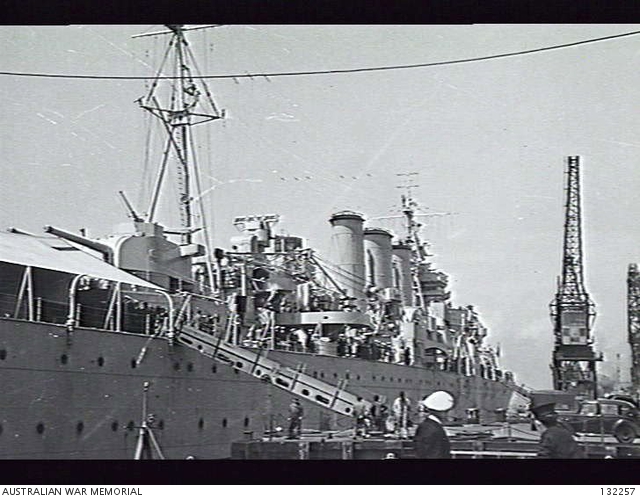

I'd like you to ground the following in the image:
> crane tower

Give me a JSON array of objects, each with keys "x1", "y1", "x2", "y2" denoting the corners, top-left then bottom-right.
[
  {"x1": 628, "y1": 264, "x2": 640, "y2": 398},
  {"x1": 549, "y1": 156, "x2": 602, "y2": 398}
]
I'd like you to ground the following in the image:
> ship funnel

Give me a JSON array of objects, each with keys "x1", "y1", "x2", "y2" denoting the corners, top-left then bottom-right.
[
  {"x1": 392, "y1": 243, "x2": 413, "y2": 305},
  {"x1": 329, "y1": 211, "x2": 366, "y2": 305},
  {"x1": 364, "y1": 228, "x2": 393, "y2": 290}
]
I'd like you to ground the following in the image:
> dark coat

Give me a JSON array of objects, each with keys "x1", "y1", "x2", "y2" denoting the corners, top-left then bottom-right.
[
  {"x1": 538, "y1": 423, "x2": 582, "y2": 459},
  {"x1": 414, "y1": 416, "x2": 451, "y2": 459}
]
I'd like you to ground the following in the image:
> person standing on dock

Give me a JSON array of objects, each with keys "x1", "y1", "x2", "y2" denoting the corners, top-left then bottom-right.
[
  {"x1": 414, "y1": 391, "x2": 454, "y2": 459},
  {"x1": 353, "y1": 396, "x2": 370, "y2": 437},
  {"x1": 287, "y1": 398, "x2": 304, "y2": 439},
  {"x1": 531, "y1": 402, "x2": 582, "y2": 458},
  {"x1": 393, "y1": 391, "x2": 412, "y2": 439}
]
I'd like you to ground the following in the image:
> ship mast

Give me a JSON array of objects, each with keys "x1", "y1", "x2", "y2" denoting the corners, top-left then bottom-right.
[{"x1": 138, "y1": 24, "x2": 225, "y2": 245}]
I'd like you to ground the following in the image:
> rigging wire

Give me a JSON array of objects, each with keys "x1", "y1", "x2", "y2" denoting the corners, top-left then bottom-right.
[{"x1": 2, "y1": 29, "x2": 640, "y2": 80}]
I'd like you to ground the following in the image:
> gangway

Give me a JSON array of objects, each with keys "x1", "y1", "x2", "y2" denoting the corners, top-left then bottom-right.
[{"x1": 177, "y1": 324, "x2": 370, "y2": 417}]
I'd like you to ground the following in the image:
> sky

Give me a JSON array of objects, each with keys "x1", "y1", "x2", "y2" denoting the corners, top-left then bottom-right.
[{"x1": 0, "y1": 25, "x2": 639, "y2": 390}]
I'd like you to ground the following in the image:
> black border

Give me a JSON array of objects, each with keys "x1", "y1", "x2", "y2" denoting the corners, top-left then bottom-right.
[
  {"x1": 1, "y1": 0, "x2": 640, "y2": 25},
  {"x1": 0, "y1": 459, "x2": 638, "y2": 485}
]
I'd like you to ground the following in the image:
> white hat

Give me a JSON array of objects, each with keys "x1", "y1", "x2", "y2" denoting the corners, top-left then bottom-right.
[{"x1": 421, "y1": 391, "x2": 455, "y2": 412}]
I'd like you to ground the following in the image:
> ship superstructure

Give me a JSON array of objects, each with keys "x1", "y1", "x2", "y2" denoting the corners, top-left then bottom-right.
[{"x1": 220, "y1": 189, "x2": 513, "y2": 398}]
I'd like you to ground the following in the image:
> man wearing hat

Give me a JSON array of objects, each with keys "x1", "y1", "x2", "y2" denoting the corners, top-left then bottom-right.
[
  {"x1": 530, "y1": 402, "x2": 582, "y2": 458},
  {"x1": 414, "y1": 391, "x2": 454, "y2": 458}
]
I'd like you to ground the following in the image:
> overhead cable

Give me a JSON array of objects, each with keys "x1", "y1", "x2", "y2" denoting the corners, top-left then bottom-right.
[{"x1": 1, "y1": 29, "x2": 639, "y2": 80}]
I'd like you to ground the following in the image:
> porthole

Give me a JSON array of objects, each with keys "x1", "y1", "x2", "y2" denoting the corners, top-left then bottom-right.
[
  {"x1": 235, "y1": 361, "x2": 243, "y2": 369},
  {"x1": 187, "y1": 362, "x2": 194, "y2": 372},
  {"x1": 197, "y1": 345, "x2": 203, "y2": 351},
  {"x1": 243, "y1": 417, "x2": 249, "y2": 427},
  {"x1": 0, "y1": 349, "x2": 6, "y2": 360},
  {"x1": 60, "y1": 354, "x2": 68, "y2": 365},
  {"x1": 198, "y1": 418, "x2": 204, "y2": 430},
  {"x1": 97, "y1": 356, "x2": 104, "y2": 367},
  {"x1": 333, "y1": 373, "x2": 338, "y2": 378},
  {"x1": 320, "y1": 372, "x2": 324, "y2": 379},
  {"x1": 302, "y1": 389, "x2": 310, "y2": 396},
  {"x1": 173, "y1": 362, "x2": 181, "y2": 371},
  {"x1": 356, "y1": 375, "x2": 360, "y2": 381},
  {"x1": 256, "y1": 369, "x2": 262, "y2": 376},
  {"x1": 222, "y1": 418, "x2": 227, "y2": 428},
  {"x1": 372, "y1": 375, "x2": 376, "y2": 381},
  {"x1": 111, "y1": 421, "x2": 119, "y2": 432},
  {"x1": 211, "y1": 364, "x2": 217, "y2": 373},
  {"x1": 233, "y1": 368, "x2": 239, "y2": 375},
  {"x1": 130, "y1": 359, "x2": 137, "y2": 369},
  {"x1": 36, "y1": 423, "x2": 45, "y2": 434},
  {"x1": 76, "y1": 421, "x2": 84, "y2": 434}
]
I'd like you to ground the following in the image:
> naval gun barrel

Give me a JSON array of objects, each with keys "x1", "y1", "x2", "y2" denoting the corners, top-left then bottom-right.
[{"x1": 44, "y1": 225, "x2": 113, "y2": 262}]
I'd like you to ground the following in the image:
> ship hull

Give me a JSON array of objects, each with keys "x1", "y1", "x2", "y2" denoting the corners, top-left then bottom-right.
[{"x1": 0, "y1": 318, "x2": 512, "y2": 459}]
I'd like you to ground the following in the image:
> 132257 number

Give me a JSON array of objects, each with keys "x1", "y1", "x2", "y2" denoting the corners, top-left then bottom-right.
[{"x1": 602, "y1": 488, "x2": 635, "y2": 496}]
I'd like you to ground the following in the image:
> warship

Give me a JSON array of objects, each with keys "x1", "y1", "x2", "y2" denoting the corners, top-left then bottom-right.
[{"x1": 0, "y1": 25, "x2": 515, "y2": 459}]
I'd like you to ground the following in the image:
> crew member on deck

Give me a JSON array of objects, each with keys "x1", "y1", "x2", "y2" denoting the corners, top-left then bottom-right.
[
  {"x1": 414, "y1": 391, "x2": 454, "y2": 459},
  {"x1": 531, "y1": 402, "x2": 582, "y2": 458}
]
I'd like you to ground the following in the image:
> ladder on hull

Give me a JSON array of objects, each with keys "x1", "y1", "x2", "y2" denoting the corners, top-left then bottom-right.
[{"x1": 178, "y1": 325, "x2": 369, "y2": 417}]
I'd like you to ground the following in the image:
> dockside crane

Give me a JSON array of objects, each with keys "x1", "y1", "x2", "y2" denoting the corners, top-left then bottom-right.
[
  {"x1": 628, "y1": 263, "x2": 640, "y2": 398},
  {"x1": 549, "y1": 156, "x2": 602, "y2": 399}
]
